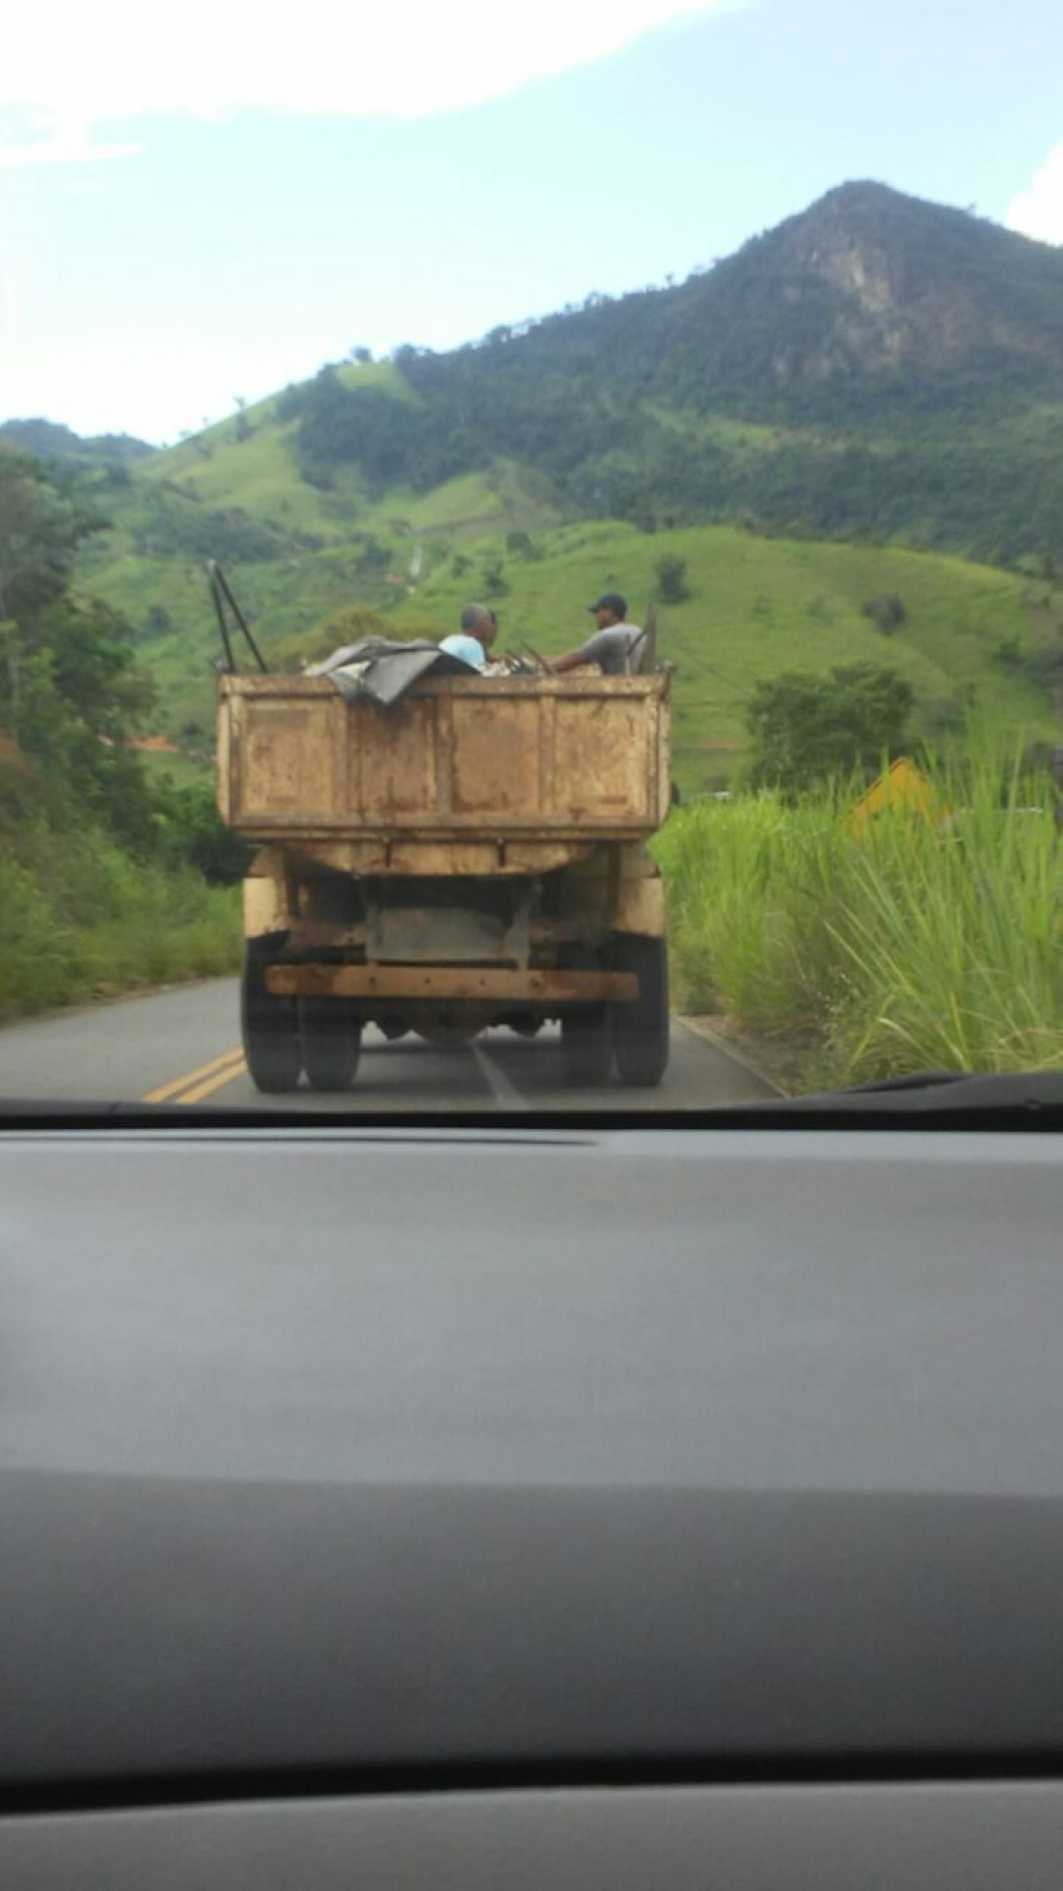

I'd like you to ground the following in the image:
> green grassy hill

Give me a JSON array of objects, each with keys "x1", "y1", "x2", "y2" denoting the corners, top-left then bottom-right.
[
  {"x1": 405, "y1": 521, "x2": 1062, "y2": 792},
  {"x1": 75, "y1": 361, "x2": 566, "y2": 744},
  {"x1": 81, "y1": 459, "x2": 1062, "y2": 790}
]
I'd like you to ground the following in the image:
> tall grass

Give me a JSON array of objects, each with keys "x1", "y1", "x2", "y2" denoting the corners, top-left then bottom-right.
[
  {"x1": 656, "y1": 747, "x2": 1063, "y2": 1087},
  {"x1": 0, "y1": 819, "x2": 241, "y2": 1024}
]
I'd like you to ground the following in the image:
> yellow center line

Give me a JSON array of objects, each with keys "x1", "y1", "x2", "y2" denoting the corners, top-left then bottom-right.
[
  {"x1": 179, "y1": 1055, "x2": 249, "y2": 1105},
  {"x1": 143, "y1": 1046, "x2": 246, "y2": 1104}
]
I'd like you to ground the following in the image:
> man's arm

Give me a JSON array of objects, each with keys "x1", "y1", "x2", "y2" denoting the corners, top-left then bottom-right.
[
  {"x1": 551, "y1": 647, "x2": 593, "y2": 673},
  {"x1": 552, "y1": 626, "x2": 646, "y2": 675},
  {"x1": 550, "y1": 629, "x2": 606, "y2": 673}
]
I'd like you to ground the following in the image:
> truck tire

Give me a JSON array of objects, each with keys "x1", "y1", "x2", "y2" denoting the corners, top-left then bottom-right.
[
  {"x1": 612, "y1": 934, "x2": 669, "y2": 1087},
  {"x1": 560, "y1": 1007, "x2": 613, "y2": 1087},
  {"x1": 241, "y1": 935, "x2": 302, "y2": 1093},
  {"x1": 300, "y1": 996, "x2": 362, "y2": 1092}
]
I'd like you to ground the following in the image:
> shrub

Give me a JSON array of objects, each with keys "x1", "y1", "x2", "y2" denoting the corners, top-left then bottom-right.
[
  {"x1": 861, "y1": 592, "x2": 907, "y2": 632},
  {"x1": 655, "y1": 555, "x2": 690, "y2": 602},
  {"x1": 746, "y1": 664, "x2": 915, "y2": 795}
]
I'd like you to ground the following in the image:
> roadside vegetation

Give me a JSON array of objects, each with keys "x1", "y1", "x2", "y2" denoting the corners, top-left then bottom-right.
[
  {"x1": 656, "y1": 744, "x2": 1062, "y2": 1089},
  {"x1": 0, "y1": 823, "x2": 239, "y2": 1023},
  {"x1": 0, "y1": 448, "x2": 243, "y2": 1025}
]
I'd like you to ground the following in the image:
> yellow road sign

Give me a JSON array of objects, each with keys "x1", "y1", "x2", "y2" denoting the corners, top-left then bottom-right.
[{"x1": 849, "y1": 757, "x2": 943, "y2": 838}]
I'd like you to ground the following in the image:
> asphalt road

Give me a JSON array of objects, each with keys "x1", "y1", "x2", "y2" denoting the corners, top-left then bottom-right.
[{"x1": 1, "y1": 977, "x2": 778, "y2": 1111}]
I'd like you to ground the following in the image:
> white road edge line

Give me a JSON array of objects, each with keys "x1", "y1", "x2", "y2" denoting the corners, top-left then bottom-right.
[{"x1": 471, "y1": 1042, "x2": 530, "y2": 1109}]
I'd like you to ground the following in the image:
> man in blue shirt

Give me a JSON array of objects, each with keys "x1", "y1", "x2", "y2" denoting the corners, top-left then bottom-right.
[{"x1": 439, "y1": 604, "x2": 497, "y2": 671}]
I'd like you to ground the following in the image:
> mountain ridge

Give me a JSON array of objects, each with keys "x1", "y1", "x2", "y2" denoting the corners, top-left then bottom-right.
[
  {"x1": 33, "y1": 177, "x2": 1063, "y2": 766},
  {"x1": 255, "y1": 179, "x2": 1063, "y2": 560},
  {"x1": 392, "y1": 177, "x2": 1063, "y2": 427}
]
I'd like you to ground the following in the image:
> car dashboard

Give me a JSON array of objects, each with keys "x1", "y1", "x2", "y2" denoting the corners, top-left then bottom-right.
[{"x1": 1, "y1": 1119, "x2": 1061, "y2": 1885}]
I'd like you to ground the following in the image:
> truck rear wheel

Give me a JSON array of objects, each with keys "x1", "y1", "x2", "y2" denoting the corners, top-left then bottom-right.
[
  {"x1": 241, "y1": 935, "x2": 302, "y2": 1093},
  {"x1": 300, "y1": 997, "x2": 362, "y2": 1092},
  {"x1": 560, "y1": 1007, "x2": 613, "y2": 1087},
  {"x1": 612, "y1": 935, "x2": 669, "y2": 1088}
]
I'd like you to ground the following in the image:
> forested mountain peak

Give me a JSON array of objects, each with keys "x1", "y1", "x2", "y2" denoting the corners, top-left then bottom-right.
[
  {"x1": 726, "y1": 179, "x2": 1063, "y2": 395},
  {"x1": 383, "y1": 177, "x2": 1063, "y2": 426},
  {"x1": 258, "y1": 180, "x2": 1063, "y2": 566}
]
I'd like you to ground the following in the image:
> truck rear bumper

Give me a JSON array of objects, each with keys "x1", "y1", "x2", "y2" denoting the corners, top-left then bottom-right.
[{"x1": 265, "y1": 966, "x2": 638, "y2": 1003}]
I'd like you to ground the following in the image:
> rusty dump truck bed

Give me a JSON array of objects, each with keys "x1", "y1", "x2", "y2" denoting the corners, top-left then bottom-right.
[{"x1": 217, "y1": 670, "x2": 671, "y2": 853}]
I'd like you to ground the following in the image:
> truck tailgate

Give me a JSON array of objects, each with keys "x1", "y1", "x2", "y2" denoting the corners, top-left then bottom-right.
[{"x1": 218, "y1": 672, "x2": 670, "y2": 842}]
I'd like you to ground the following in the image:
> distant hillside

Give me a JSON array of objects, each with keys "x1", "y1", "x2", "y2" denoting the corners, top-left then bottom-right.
[{"x1": 0, "y1": 418, "x2": 156, "y2": 468}]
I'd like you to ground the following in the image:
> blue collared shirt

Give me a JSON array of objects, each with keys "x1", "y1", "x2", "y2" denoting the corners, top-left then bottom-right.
[{"x1": 439, "y1": 634, "x2": 488, "y2": 671}]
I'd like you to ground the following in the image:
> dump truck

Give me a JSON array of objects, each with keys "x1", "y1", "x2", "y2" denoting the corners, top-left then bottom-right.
[{"x1": 216, "y1": 661, "x2": 672, "y2": 1093}]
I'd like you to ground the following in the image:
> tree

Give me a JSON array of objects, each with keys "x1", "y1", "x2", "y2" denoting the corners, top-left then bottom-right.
[
  {"x1": 655, "y1": 555, "x2": 690, "y2": 602},
  {"x1": 482, "y1": 560, "x2": 508, "y2": 598},
  {"x1": 233, "y1": 395, "x2": 251, "y2": 443},
  {"x1": 152, "y1": 775, "x2": 251, "y2": 884},
  {"x1": 0, "y1": 452, "x2": 167, "y2": 850},
  {"x1": 861, "y1": 593, "x2": 906, "y2": 633},
  {"x1": 747, "y1": 664, "x2": 915, "y2": 794},
  {"x1": 0, "y1": 452, "x2": 98, "y2": 623}
]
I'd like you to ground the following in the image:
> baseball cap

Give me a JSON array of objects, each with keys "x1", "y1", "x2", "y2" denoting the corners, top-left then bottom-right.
[{"x1": 588, "y1": 593, "x2": 627, "y2": 617}]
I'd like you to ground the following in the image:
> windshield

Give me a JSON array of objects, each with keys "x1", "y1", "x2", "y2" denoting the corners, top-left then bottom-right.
[{"x1": 1, "y1": 0, "x2": 1060, "y2": 1115}]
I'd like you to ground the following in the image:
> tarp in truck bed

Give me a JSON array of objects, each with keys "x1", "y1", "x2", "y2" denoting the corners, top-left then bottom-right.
[{"x1": 306, "y1": 638, "x2": 478, "y2": 707}]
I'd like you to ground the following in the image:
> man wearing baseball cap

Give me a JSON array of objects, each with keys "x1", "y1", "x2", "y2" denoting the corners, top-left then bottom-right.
[{"x1": 550, "y1": 593, "x2": 647, "y2": 676}]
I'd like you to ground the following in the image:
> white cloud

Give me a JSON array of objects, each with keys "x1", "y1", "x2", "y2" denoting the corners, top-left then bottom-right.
[
  {"x1": 3, "y1": 2, "x2": 722, "y2": 140},
  {"x1": 1006, "y1": 143, "x2": 1063, "y2": 245}
]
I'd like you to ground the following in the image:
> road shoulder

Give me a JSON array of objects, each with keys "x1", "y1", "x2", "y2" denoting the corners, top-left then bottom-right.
[{"x1": 677, "y1": 1015, "x2": 789, "y2": 1096}]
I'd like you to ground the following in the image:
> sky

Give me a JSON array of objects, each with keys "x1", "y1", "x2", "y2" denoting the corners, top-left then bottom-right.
[{"x1": 2, "y1": 0, "x2": 1062, "y2": 443}]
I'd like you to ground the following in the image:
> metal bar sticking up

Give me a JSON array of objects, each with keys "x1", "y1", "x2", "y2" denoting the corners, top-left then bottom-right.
[
  {"x1": 206, "y1": 560, "x2": 269, "y2": 673},
  {"x1": 208, "y1": 562, "x2": 236, "y2": 672},
  {"x1": 640, "y1": 602, "x2": 658, "y2": 674}
]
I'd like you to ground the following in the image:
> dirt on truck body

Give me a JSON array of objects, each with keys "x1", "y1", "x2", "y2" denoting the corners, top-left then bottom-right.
[{"x1": 217, "y1": 667, "x2": 672, "y2": 1092}]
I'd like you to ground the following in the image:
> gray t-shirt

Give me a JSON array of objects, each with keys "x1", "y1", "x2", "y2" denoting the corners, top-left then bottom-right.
[{"x1": 571, "y1": 623, "x2": 645, "y2": 675}]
